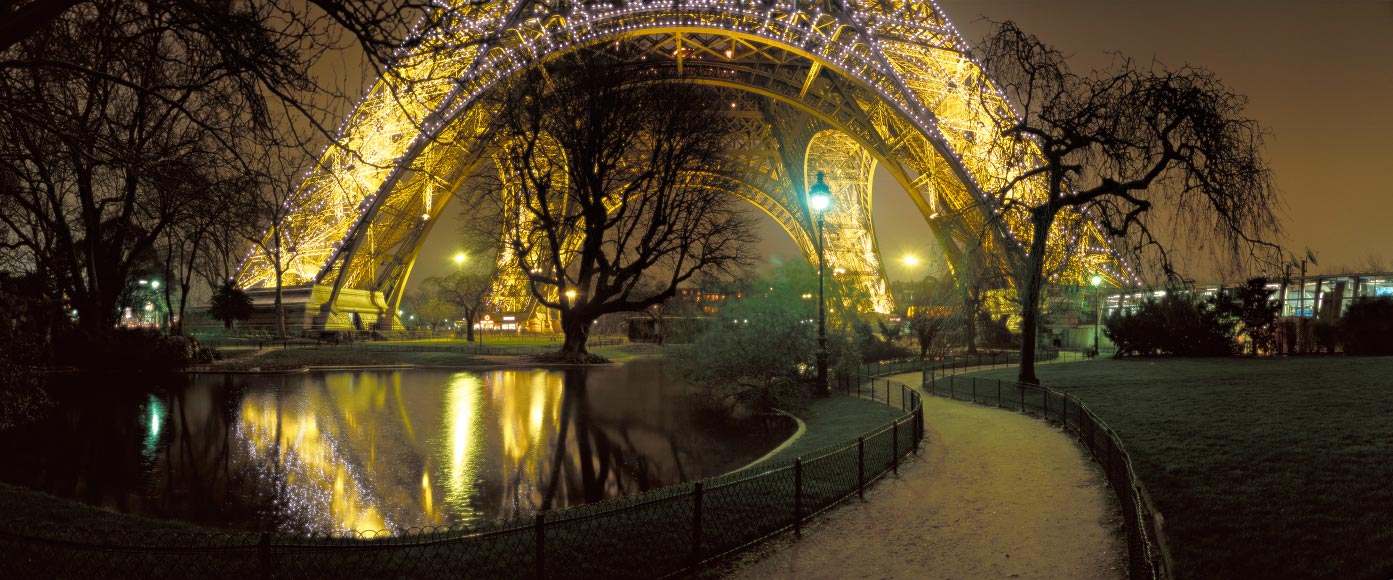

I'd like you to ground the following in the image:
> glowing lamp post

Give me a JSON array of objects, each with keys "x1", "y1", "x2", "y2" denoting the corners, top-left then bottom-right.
[
  {"x1": 1090, "y1": 274, "x2": 1104, "y2": 356},
  {"x1": 809, "y1": 172, "x2": 833, "y2": 396},
  {"x1": 453, "y1": 252, "x2": 467, "y2": 270}
]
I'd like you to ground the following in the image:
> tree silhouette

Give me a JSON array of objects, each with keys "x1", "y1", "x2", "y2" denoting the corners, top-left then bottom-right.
[
  {"x1": 476, "y1": 54, "x2": 757, "y2": 362},
  {"x1": 972, "y1": 22, "x2": 1280, "y2": 383}
]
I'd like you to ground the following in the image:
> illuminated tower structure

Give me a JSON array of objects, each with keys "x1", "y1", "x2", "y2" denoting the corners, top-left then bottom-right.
[{"x1": 235, "y1": 0, "x2": 1135, "y2": 331}]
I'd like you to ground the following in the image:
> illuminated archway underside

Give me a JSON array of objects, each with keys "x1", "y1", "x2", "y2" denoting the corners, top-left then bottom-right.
[{"x1": 236, "y1": 0, "x2": 1131, "y2": 330}]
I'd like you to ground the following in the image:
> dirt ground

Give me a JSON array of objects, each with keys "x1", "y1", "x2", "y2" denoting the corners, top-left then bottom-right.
[{"x1": 708, "y1": 373, "x2": 1126, "y2": 580}]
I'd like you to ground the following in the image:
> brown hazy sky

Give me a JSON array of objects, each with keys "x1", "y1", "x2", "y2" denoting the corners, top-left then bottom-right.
[{"x1": 417, "y1": 0, "x2": 1393, "y2": 287}]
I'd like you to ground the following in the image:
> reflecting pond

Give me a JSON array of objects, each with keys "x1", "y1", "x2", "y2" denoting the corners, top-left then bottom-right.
[{"x1": 0, "y1": 359, "x2": 793, "y2": 533}]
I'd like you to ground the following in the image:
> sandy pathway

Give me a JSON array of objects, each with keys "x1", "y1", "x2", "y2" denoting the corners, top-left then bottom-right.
[{"x1": 710, "y1": 372, "x2": 1126, "y2": 580}]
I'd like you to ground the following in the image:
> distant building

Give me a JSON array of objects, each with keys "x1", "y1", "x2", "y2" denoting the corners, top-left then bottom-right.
[
  {"x1": 1104, "y1": 272, "x2": 1393, "y2": 321},
  {"x1": 671, "y1": 285, "x2": 743, "y2": 315}
]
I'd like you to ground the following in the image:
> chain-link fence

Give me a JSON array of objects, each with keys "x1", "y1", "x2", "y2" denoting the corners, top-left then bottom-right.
[
  {"x1": 922, "y1": 372, "x2": 1173, "y2": 580},
  {"x1": 0, "y1": 373, "x2": 921, "y2": 580}
]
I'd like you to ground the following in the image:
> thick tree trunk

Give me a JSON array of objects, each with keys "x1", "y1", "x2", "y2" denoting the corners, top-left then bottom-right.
[
  {"x1": 1017, "y1": 211, "x2": 1055, "y2": 386},
  {"x1": 560, "y1": 314, "x2": 591, "y2": 356},
  {"x1": 464, "y1": 313, "x2": 475, "y2": 342}
]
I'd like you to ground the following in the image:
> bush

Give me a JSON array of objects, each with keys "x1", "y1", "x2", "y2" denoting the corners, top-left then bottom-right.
[
  {"x1": 53, "y1": 329, "x2": 211, "y2": 371},
  {"x1": 855, "y1": 320, "x2": 912, "y2": 363},
  {"x1": 1105, "y1": 293, "x2": 1237, "y2": 357},
  {"x1": 1339, "y1": 297, "x2": 1393, "y2": 355},
  {"x1": 0, "y1": 328, "x2": 50, "y2": 430}
]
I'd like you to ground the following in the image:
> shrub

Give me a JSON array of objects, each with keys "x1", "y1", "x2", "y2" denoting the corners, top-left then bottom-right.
[
  {"x1": 1339, "y1": 297, "x2": 1393, "y2": 355},
  {"x1": 207, "y1": 281, "x2": 254, "y2": 329},
  {"x1": 0, "y1": 328, "x2": 50, "y2": 430},
  {"x1": 53, "y1": 329, "x2": 210, "y2": 372},
  {"x1": 1224, "y1": 277, "x2": 1281, "y2": 355},
  {"x1": 855, "y1": 320, "x2": 912, "y2": 363},
  {"x1": 1105, "y1": 293, "x2": 1237, "y2": 357}
]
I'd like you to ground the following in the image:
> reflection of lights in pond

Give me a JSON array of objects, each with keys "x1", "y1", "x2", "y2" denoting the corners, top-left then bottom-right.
[
  {"x1": 143, "y1": 394, "x2": 164, "y2": 461},
  {"x1": 442, "y1": 373, "x2": 484, "y2": 519},
  {"x1": 236, "y1": 389, "x2": 388, "y2": 533}
]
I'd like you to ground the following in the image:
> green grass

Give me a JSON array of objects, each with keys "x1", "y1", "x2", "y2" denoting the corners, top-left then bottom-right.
[
  {"x1": 764, "y1": 395, "x2": 905, "y2": 464},
  {"x1": 973, "y1": 357, "x2": 1393, "y2": 580}
]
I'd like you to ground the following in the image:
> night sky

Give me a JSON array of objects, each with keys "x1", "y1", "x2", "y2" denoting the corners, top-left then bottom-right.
[{"x1": 416, "y1": 0, "x2": 1393, "y2": 288}]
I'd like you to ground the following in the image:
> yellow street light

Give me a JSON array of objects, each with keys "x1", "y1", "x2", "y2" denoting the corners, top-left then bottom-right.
[
  {"x1": 453, "y1": 252, "x2": 467, "y2": 265},
  {"x1": 564, "y1": 289, "x2": 577, "y2": 302},
  {"x1": 902, "y1": 255, "x2": 919, "y2": 267}
]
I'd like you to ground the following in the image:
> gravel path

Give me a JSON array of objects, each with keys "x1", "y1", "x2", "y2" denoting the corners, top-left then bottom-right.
[{"x1": 709, "y1": 372, "x2": 1126, "y2": 580}]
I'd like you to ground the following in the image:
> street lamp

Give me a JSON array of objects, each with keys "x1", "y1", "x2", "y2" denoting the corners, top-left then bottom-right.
[
  {"x1": 809, "y1": 172, "x2": 833, "y2": 395},
  {"x1": 1090, "y1": 274, "x2": 1104, "y2": 357},
  {"x1": 453, "y1": 252, "x2": 467, "y2": 269}
]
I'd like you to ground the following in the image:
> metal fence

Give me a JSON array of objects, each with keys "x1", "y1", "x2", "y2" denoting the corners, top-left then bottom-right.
[
  {"x1": 922, "y1": 372, "x2": 1173, "y2": 580},
  {"x1": 0, "y1": 374, "x2": 921, "y2": 580}
]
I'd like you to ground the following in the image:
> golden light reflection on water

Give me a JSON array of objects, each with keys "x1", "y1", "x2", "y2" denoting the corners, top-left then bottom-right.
[
  {"x1": 220, "y1": 365, "x2": 766, "y2": 533},
  {"x1": 488, "y1": 370, "x2": 565, "y2": 517},
  {"x1": 441, "y1": 372, "x2": 484, "y2": 522}
]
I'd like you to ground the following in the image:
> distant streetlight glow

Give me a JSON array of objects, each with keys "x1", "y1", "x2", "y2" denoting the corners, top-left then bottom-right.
[
  {"x1": 453, "y1": 252, "x2": 467, "y2": 265},
  {"x1": 564, "y1": 289, "x2": 577, "y2": 302},
  {"x1": 902, "y1": 255, "x2": 919, "y2": 267}
]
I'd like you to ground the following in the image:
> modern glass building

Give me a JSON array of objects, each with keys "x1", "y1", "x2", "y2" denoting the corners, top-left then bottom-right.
[{"x1": 1104, "y1": 272, "x2": 1393, "y2": 321}]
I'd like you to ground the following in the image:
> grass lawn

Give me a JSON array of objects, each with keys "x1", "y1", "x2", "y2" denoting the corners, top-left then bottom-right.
[
  {"x1": 763, "y1": 395, "x2": 906, "y2": 464},
  {"x1": 975, "y1": 357, "x2": 1393, "y2": 580}
]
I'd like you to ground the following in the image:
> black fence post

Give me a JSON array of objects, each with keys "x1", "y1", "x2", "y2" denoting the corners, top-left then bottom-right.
[
  {"x1": 690, "y1": 482, "x2": 703, "y2": 570},
  {"x1": 857, "y1": 437, "x2": 865, "y2": 499},
  {"x1": 258, "y1": 532, "x2": 271, "y2": 580},
  {"x1": 794, "y1": 458, "x2": 803, "y2": 535},
  {"x1": 1020, "y1": 387, "x2": 1025, "y2": 413},
  {"x1": 535, "y1": 511, "x2": 546, "y2": 580},
  {"x1": 972, "y1": 379, "x2": 977, "y2": 404},
  {"x1": 949, "y1": 378, "x2": 954, "y2": 400},
  {"x1": 892, "y1": 419, "x2": 899, "y2": 475},
  {"x1": 997, "y1": 380, "x2": 1003, "y2": 409}
]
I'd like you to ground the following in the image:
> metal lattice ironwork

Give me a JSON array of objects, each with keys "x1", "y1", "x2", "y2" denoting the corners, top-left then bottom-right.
[{"x1": 234, "y1": 0, "x2": 1133, "y2": 329}]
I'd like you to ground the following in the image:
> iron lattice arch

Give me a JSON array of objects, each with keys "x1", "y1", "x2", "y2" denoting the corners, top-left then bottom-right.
[{"x1": 235, "y1": 0, "x2": 1132, "y2": 330}]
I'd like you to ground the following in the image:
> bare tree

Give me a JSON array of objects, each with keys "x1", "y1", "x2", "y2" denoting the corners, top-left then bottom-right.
[
  {"x1": 476, "y1": 54, "x2": 758, "y2": 362},
  {"x1": 972, "y1": 21, "x2": 1281, "y2": 384},
  {"x1": 425, "y1": 269, "x2": 492, "y2": 342},
  {"x1": 0, "y1": 3, "x2": 245, "y2": 334},
  {"x1": 0, "y1": 0, "x2": 474, "y2": 346},
  {"x1": 908, "y1": 277, "x2": 957, "y2": 360}
]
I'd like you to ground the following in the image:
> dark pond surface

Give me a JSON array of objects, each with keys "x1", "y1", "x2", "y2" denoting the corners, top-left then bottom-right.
[{"x1": 0, "y1": 359, "x2": 793, "y2": 534}]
